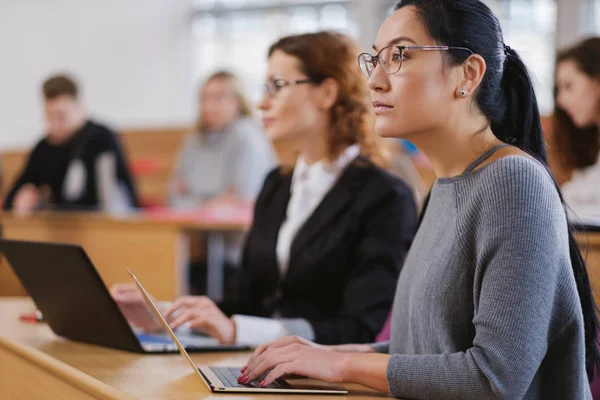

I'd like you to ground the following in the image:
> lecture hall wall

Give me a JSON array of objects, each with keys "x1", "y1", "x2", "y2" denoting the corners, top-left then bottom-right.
[{"x1": 0, "y1": 0, "x2": 195, "y2": 150}]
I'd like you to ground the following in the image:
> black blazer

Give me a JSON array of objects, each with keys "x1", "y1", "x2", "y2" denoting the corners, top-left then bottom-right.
[{"x1": 220, "y1": 158, "x2": 417, "y2": 345}]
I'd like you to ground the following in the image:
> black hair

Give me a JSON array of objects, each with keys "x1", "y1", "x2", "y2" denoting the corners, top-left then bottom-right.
[{"x1": 396, "y1": 0, "x2": 600, "y2": 381}]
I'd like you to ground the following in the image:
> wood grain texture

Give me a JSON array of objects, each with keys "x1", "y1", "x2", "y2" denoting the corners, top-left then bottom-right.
[
  {"x1": 576, "y1": 233, "x2": 600, "y2": 313},
  {"x1": 0, "y1": 212, "x2": 249, "y2": 299},
  {"x1": 0, "y1": 298, "x2": 391, "y2": 400}
]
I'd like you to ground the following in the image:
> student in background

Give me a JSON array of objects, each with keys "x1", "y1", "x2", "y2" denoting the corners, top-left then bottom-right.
[
  {"x1": 113, "y1": 31, "x2": 417, "y2": 347},
  {"x1": 553, "y1": 37, "x2": 600, "y2": 215},
  {"x1": 3, "y1": 74, "x2": 138, "y2": 213},
  {"x1": 238, "y1": 1, "x2": 598, "y2": 398},
  {"x1": 167, "y1": 71, "x2": 277, "y2": 292},
  {"x1": 168, "y1": 71, "x2": 276, "y2": 210}
]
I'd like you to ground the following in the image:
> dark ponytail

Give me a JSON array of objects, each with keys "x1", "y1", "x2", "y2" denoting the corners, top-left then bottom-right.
[
  {"x1": 398, "y1": 0, "x2": 600, "y2": 380},
  {"x1": 492, "y1": 47, "x2": 546, "y2": 161},
  {"x1": 499, "y1": 44, "x2": 600, "y2": 381}
]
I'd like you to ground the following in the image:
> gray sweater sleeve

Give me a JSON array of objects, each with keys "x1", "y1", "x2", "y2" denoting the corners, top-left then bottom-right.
[{"x1": 386, "y1": 158, "x2": 578, "y2": 399}]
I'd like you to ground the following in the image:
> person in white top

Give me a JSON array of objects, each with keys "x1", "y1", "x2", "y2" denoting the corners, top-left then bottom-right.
[
  {"x1": 553, "y1": 37, "x2": 600, "y2": 218},
  {"x1": 112, "y1": 31, "x2": 417, "y2": 347}
]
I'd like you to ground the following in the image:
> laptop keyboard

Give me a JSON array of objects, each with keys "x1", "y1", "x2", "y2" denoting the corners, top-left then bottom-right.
[{"x1": 209, "y1": 367, "x2": 289, "y2": 389}]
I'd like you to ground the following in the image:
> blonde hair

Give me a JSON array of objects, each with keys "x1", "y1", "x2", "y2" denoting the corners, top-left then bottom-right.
[{"x1": 195, "y1": 71, "x2": 252, "y2": 135}]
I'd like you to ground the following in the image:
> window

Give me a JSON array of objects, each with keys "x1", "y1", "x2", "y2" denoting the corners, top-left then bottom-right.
[
  {"x1": 585, "y1": 0, "x2": 600, "y2": 35},
  {"x1": 191, "y1": 0, "x2": 355, "y2": 104},
  {"x1": 383, "y1": 0, "x2": 557, "y2": 115},
  {"x1": 486, "y1": 0, "x2": 557, "y2": 115}
]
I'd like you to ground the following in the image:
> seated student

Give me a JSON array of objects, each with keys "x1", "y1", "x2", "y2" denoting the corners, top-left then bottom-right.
[
  {"x1": 113, "y1": 31, "x2": 417, "y2": 347},
  {"x1": 3, "y1": 74, "x2": 138, "y2": 213},
  {"x1": 168, "y1": 71, "x2": 277, "y2": 290},
  {"x1": 168, "y1": 71, "x2": 276, "y2": 210},
  {"x1": 237, "y1": 2, "x2": 599, "y2": 398},
  {"x1": 553, "y1": 37, "x2": 600, "y2": 216}
]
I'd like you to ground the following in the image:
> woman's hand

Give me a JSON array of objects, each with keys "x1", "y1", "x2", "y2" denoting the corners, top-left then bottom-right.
[
  {"x1": 164, "y1": 296, "x2": 235, "y2": 345},
  {"x1": 110, "y1": 283, "x2": 163, "y2": 332},
  {"x1": 238, "y1": 336, "x2": 351, "y2": 387},
  {"x1": 13, "y1": 184, "x2": 41, "y2": 215}
]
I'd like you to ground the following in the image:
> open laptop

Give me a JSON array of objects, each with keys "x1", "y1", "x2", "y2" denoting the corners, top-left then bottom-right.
[
  {"x1": 1, "y1": 239, "x2": 248, "y2": 353},
  {"x1": 128, "y1": 269, "x2": 348, "y2": 394}
]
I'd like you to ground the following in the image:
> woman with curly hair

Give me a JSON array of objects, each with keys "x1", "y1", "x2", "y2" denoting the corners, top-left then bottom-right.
[{"x1": 113, "y1": 31, "x2": 417, "y2": 347}]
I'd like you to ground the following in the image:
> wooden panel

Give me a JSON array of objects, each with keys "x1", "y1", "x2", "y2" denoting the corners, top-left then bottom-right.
[
  {"x1": 1, "y1": 214, "x2": 189, "y2": 300},
  {"x1": 576, "y1": 233, "x2": 600, "y2": 312},
  {"x1": 0, "y1": 255, "x2": 28, "y2": 297},
  {"x1": 1, "y1": 150, "x2": 29, "y2": 200},
  {"x1": 118, "y1": 127, "x2": 187, "y2": 206}
]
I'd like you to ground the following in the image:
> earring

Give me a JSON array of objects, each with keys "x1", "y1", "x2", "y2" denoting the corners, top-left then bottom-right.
[{"x1": 459, "y1": 90, "x2": 467, "y2": 97}]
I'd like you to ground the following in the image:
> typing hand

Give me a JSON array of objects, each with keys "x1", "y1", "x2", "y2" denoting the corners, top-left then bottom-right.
[
  {"x1": 13, "y1": 184, "x2": 41, "y2": 215},
  {"x1": 250, "y1": 335, "x2": 329, "y2": 360},
  {"x1": 110, "y1": 283, "x2": 163, "y2": 332},
  {"x1": 164, "y1": 296, "x2": 235, "y2": 345},
  {"x1": 239, "y1": 336, "x2": 350, "y2": 387}
]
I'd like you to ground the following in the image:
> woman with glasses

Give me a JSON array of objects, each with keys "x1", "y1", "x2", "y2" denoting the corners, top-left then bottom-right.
[
  {"x1": 113, "y1": 31, "x2": 417, "y2": 347},
  {"x1": 239, "y1": 1, "x2": 599, "y2": 398}
]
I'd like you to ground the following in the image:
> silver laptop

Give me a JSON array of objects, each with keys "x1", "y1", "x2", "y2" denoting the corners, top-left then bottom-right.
[{"x1": 127, "y1": 269, "x2": 348, "y2": 394}]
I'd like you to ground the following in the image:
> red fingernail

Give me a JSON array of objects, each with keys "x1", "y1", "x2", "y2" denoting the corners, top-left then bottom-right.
[
  {"x1": 260, "y1": 380, "x2": 266, "y2": 387},
  {"x1": 242, "y1": 377, "x2": 249, "y2": 384},
  {"x1": 237, "y1": 375, "x2": 243, "y2": 382},
  {"x1": 241, "y1": 367, "x2": 247, "y2": 373}
]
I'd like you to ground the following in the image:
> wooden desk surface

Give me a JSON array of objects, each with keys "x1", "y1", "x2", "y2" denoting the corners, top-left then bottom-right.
[
  {"x1": 0, "y1": 298, "x2": 389, "y2": 400},
  {"x1": 1, "y1": 210, "x2": 251, "y2": 232},
  {"x1": 575, "y1": 231, "x2": 600, "y2": 312}
]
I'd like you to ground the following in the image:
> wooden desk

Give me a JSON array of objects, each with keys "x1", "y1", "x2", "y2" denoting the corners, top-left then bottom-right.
[
  {"x1": 0, "y1": 210, "x2": 250, "y2": 301},
  {"x1": 0, "y1": 298, "x2": 388, "y2": 400},
  {"x1": 576, "y1": 231, "x2": 600, "y2": 311}
]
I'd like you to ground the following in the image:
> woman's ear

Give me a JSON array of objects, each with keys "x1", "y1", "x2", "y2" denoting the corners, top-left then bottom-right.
[
  {"x1": 317, "y1": 78, "x2": 341, "y2": 110},
  {"x1": 455, "y1": 54, "x2": 487, "y2": 98}
]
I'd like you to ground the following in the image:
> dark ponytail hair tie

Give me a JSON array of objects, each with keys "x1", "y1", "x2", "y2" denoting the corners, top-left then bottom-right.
[{"x1": 503, "y1": 44, "x2": 512, "y2": 55}]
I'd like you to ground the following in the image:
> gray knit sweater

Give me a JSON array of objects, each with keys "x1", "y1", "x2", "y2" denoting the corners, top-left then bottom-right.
[{"x1": 374, "y1": 156, "x2": 591, "y2": 399}]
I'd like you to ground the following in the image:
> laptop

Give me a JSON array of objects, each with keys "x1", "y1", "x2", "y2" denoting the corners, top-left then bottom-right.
[
  {"x1": 0, "y1": 239, "x2": 248, "y2": 353},
  {"x1": 128, "y1": 269, "x2": 348, "y2": 394}
]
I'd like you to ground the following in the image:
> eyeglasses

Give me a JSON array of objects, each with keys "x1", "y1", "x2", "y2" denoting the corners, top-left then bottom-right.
[
  {"x1": 358, "y1": 45, "x2": 474, "y2": 78},
  {"x1": 263, "y1": 78, "x2": 315, "y2": 96}
]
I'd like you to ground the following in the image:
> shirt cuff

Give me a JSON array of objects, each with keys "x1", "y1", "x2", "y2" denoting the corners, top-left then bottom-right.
[
  {"x1": 280, "y1": 318, "x2": 315, "y2": 341},
  {"x1": 232, "y1": 315, "x2": 288, "y2": 346}
]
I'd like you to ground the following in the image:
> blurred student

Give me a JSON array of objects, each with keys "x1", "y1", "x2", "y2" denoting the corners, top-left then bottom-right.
[
  {"x1": 554, "y1": 37, "x2": 600, "y2": 215},
  {"x1": 3, "y1": 74, "x2": 138, "y2": 213},
  {"x1": 113, "y1": 32, "x2": 417, "y2": 347},
  {"x1": 168, "y1": 71, "x2": 276, "y2": 210},
  {"x1": 167, "y1": 71, "x2": 277, "y2": 291}
]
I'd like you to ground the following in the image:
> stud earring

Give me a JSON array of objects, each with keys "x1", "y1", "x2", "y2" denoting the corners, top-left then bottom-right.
[{"x1": 459, "y1": 90, "x2": 467, "y2": 97}]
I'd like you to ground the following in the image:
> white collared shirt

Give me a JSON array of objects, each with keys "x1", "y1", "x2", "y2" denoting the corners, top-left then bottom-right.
[
  {"x1": 233, "y1": 144, "x2": 361, "y2": 346},
  {"x1": 276, "y1": 144, "x2": 361, "y2": 276},
  {"x1": 563, "y1": 155, "x2": 600, "y2": 221}
]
